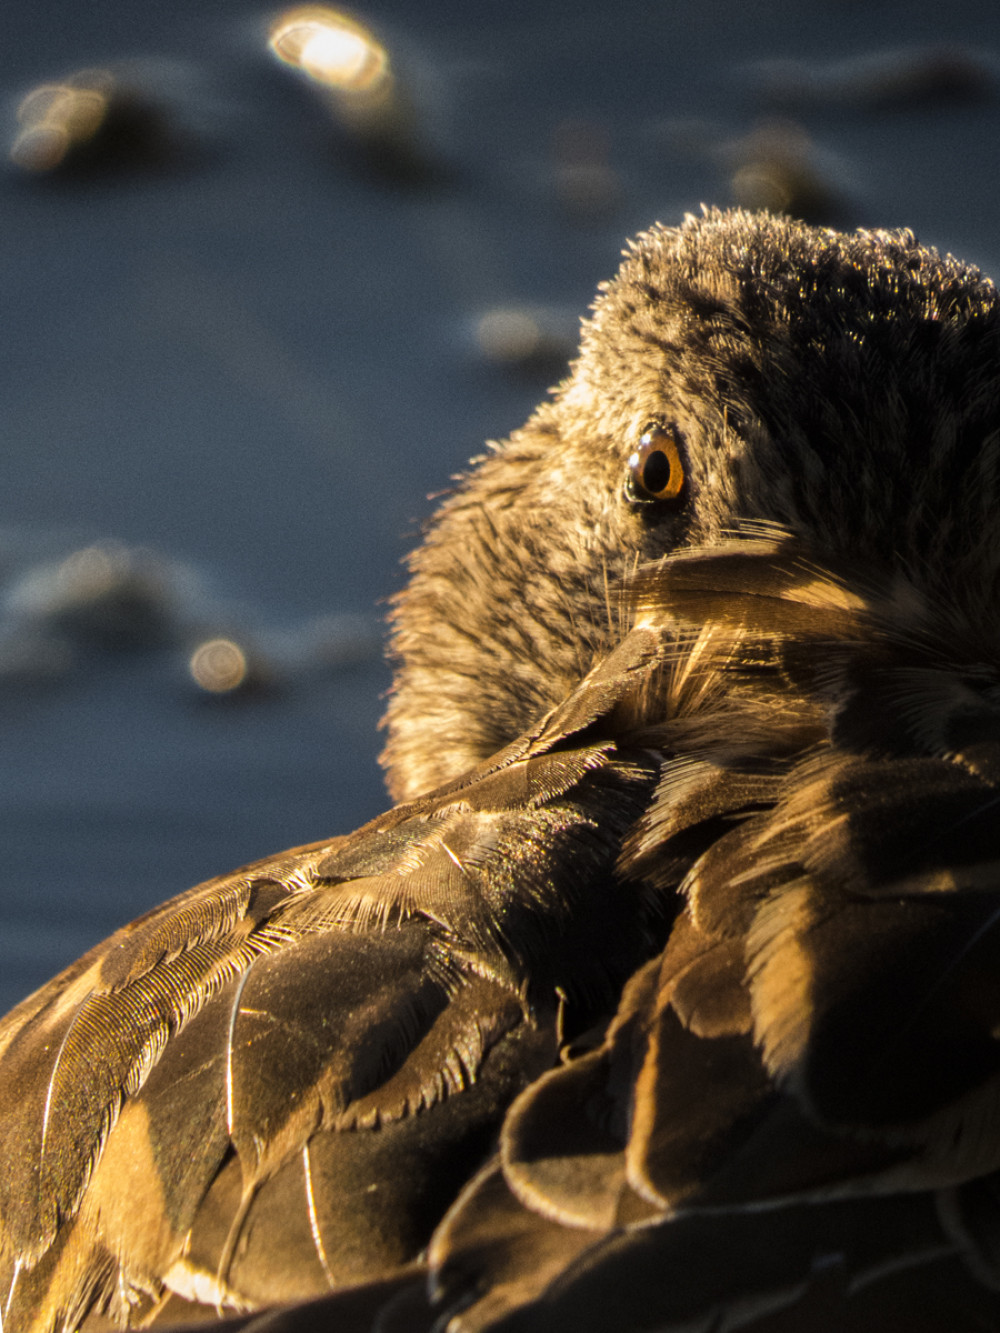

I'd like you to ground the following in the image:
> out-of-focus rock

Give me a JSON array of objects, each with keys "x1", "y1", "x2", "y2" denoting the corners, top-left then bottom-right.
[
  {"x1": 268, "y1": 5, "x2": 439, "y2": 182},
  {"x1": 9, "y1": 66, "x2": 182, "y2": 175},
  {"x1": 752, "y1": 45, "x2": 999, "y2": 113},
  {"x1": 5, "y1": 543, "x2": 188, "y2": 650},
  {"x1": 187, "y1": 613, "x2": 380, "y2": 699},
  {"x1": 473, "y1": 304, "x2": 578, "y2": 378},
  {"x1": 548, "y1": 118, "x2": 623, "y2": 222},
  {"x1": 725, "y1": 119, "x2": 847, "y2": 225}
]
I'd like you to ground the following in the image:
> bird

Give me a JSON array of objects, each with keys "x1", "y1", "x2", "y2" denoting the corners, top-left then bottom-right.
[{"x1": 4, "y1": 207, "x2": 1000, "y2": 1332}]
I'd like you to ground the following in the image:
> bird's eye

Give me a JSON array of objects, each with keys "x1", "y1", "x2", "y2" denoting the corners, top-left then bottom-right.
[{"x1": 625, "y1": 425, "x2": 686, "y2": 505}]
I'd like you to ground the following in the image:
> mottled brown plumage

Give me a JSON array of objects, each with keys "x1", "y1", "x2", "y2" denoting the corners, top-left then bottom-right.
[{"x1": 5, "y1": 209, "x2": 1000, "y2": 1331}]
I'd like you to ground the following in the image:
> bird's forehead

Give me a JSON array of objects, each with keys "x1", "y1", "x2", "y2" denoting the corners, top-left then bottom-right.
[{"x1": 563, "y1": 214, "x2": 1000, "y2": 578}]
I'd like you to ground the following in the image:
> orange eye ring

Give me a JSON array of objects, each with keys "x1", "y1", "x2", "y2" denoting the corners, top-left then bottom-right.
[{"x1": 625, "y1": 425, "x2": 686, "y2": 504}]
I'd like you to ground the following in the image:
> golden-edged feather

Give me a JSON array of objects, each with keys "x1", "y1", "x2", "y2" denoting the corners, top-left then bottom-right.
[
  {"x1": 8, "y1": 210, "x2": 1000, "y2": 1332},
  {"x1": 0, "y1": 619, "x2": 667, "y2": 1331}
]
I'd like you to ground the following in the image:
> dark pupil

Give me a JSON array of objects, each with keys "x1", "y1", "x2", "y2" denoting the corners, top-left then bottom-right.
[{"x1": 642, "y1": 448, "x2": 672, "y2": 495}]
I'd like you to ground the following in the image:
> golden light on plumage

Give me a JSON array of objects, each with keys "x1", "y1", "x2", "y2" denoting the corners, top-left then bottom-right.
[{"x1": 5, "y1": 211, "x2": 1000, "y2": 1330}]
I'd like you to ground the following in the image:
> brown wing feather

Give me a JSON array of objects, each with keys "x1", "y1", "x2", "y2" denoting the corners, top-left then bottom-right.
[
  {"x1": 12, "y1": 537, "x2": 1000, "y2": 1331},
  {"x1": 417, "y1": 541, "x2": 1000, "y2": 1329},
  {"x1": 0, "y1": 624, "x2": 666, "y2": 1332}
]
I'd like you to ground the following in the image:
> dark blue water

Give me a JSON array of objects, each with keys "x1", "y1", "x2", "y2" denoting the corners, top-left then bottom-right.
[{"x1": 2, "y1": 0, "x2": 999, "y2": 1012}]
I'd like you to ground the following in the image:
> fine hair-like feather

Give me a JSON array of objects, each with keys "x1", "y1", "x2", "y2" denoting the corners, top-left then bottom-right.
[{"x1": 6, "y1": 210, "x2": 1000, "y2": 1331}]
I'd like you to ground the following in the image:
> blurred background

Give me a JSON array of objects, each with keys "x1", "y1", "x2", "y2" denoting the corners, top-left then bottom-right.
[{"x1": 1, "y1": 0, "x2": 998, "y2": 1011}]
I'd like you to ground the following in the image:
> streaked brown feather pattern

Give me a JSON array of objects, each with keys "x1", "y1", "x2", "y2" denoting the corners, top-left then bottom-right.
[
  {"x1": 0, "y1": 624, "x2": 665, "y2": 1331},
  {"x1": 7, "y1": 210, "x2": 1000, "y2": 1330}
]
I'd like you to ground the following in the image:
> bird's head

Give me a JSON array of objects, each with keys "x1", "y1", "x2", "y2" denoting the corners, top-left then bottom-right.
[{"x1": 382, "y1": 209, "x2": 1000, "y2": 803}]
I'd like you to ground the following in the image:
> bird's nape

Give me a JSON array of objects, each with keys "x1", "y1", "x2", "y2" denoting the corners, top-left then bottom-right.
[{"x1": 4, "y1": 210, "x2": 1000, "y2": 1332}]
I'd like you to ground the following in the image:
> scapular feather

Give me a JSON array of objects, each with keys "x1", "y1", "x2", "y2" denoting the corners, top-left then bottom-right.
[{"x1": 10, "y1": 211, "x2": 1000, "y2": 1331}]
